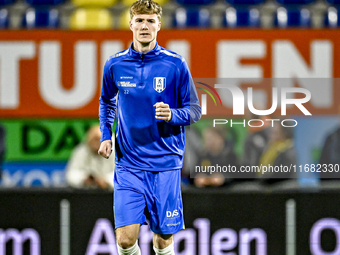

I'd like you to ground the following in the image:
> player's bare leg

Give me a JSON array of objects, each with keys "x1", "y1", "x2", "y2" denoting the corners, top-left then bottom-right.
[
  {"x1": 153, "y1": 234, "x2": 175, "y2": 255},
  {"x1": 116, "y1": 224, "x2": 141, "y2": 255}
]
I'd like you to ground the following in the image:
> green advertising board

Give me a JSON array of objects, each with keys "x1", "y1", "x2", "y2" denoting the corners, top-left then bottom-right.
[{"x1": 2, "y1": 119, "x2": 100, "y2": 161}]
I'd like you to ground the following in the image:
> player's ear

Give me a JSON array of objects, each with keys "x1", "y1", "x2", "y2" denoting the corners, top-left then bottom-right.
[
  {"x1": 129, "y1": 19, "x2": 133, "y2": 31},
  {"x1": 157, "y1": 21, "x2": 161, "y2": 31}
]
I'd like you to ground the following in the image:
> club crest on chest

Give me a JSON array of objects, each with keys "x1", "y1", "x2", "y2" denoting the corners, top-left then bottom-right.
[{"x1": 153, "y1": 77, "x2": 166, "y2": 93}]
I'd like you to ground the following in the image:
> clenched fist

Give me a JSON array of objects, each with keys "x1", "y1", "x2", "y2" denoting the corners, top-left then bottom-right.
[
  {"x1": 98, "y1": 140, "x2": 112, "y2": 159},
  {"x1": 154, "y1": 102, "x2": 172, "y2": 121}
]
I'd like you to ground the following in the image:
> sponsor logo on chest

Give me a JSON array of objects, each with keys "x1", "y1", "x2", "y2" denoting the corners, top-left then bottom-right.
[{"x1": 118, "y1": 81, "x2": 136, "y2": 87}]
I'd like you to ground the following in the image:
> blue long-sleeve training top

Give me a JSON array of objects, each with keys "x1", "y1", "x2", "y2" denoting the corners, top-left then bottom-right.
[{"x1": 99, "y1": 42, "x2": 201, "y2": 171}]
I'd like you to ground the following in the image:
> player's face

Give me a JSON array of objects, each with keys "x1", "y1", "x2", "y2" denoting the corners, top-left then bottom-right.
[{"x1": 130, "y1": 14, "x2": 161, "y2": 45}]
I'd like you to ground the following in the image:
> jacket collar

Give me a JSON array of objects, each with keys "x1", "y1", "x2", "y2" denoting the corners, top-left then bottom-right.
[{"x1": 128, "y1": 42, "x2": 161, "y2": 59}]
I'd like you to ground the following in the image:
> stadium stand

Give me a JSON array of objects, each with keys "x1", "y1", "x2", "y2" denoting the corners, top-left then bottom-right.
[
  {"x1": 118, "y1": 7, "x2": 130, "y2": 29},
  {"x1": 326, "y1": 0, "x2": 340, "y2": 4},
  {"x1": 0, "y1": 8, "x2": 8, "y2": 28},
  {"x1": 0, "y1": 0, "x2": 336, "y2": 29},
  {"x1": 69, "y1": 0, "x2": 115, "y2": 30},
  {"x1": 223, "y1": 7, "x2": 260, "y2": 27},
  {"x1": 0, "y1": 0, "x2": 14, "y2": 6},
  {"x1": 226, "y1": 0, "x2": 265, "y2": 5},
  {"x1": 274, "y1": 6, "x2": 311, "y2": 27},
  {"x1": 22, "y1": 7, "x2": 59, "y2": 28},
  {"x1": 69, "y1": 8, "x2": 113, "y2": 29},
  {"x1": 325, "y1": 6, "x2": 340, "y2": 27},
  {"x1": 25, "y1": 0, "x2": 65, "y2": 6},
  {"x1": 71, "y1": 0, "x2": 117, "y2": 7},
  {"x1": 176, "y1": 0, "x2": 215, "y2": 5},
  {"x1": 276, "y1": 0, "x2": 315, "y2": 5},
  {"x1": 173, "y1": 7, "x2": 210, "y2": 28}
]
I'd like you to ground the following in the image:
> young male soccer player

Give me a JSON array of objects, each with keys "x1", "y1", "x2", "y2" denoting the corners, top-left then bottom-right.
[{"x1": 98, "y1": 0, "x2": 201, "y2": 254}]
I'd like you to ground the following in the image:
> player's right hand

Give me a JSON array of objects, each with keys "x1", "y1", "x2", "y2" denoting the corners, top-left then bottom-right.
[{"x1": 98, "y1": 140, "x2": 112, "y2": 159}]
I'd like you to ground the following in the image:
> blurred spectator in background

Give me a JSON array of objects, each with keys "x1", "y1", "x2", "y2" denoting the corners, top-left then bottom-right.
[
  {"x1": 0, "y1": 124, "x2": 5, "y2": 181},
  {"x1": 258, "y1": 120, "x2": 296, "y2": 185},
  {"x1": 66, "y1": 125, "x2": 114, "y2": 190},
  {"x1": 182, "y1": 126, "x2": 204, "y2": 185},
  {"x1": 242, "y1": 112, "x2": 270, "y2": 168},
  {"x1": 241, "y1": 110, "x2": 271, "y2": 181},
  {"x1": 319, "y1": 124, "x2": 340, "y2": 180},
  {"x1": 194, "y1": 126, "x2": 239, "y2": 188}
]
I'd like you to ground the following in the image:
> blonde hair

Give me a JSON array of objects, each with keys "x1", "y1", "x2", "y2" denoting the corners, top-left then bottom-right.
[{"x1": 130, "y1": 0, "x2": 162, "y2": 21}]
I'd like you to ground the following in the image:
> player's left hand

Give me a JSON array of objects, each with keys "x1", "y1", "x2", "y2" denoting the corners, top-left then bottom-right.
[{"x1": 154, "y1": 102, "x2": 172, "y2": 121}]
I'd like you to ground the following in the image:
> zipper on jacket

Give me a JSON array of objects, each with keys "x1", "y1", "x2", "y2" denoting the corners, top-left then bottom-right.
[{"x1": 140, "y1": 54, "x2": 145, "y2": 86}]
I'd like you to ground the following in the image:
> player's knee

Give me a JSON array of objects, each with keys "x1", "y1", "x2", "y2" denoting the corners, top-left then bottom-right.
[
  {"x1": 116, "y1": 235, "x2": 137, "y2": 249},
  {"x1": 115, "y1": 224, "x2": 140, "y2": 249},
  {"x1": 117, "y1": 238, "x2": 137, "y2": 249},
  {"x1": 153, "y1": 234, "x2": 173, "y2": 249}
]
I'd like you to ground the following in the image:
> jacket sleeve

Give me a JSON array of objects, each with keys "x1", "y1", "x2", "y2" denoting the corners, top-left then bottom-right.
[
  {"x1": 168, "y1": 59, "x2": 202, "y2": 126},
  {"x1": 99, "y1": 59, "x2": 118, "y2": 142}
]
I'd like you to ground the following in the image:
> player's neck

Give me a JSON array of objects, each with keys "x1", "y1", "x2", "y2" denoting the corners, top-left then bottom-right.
[{"x1": 133, "y1": 40, "x2": 156, "y2": 53}]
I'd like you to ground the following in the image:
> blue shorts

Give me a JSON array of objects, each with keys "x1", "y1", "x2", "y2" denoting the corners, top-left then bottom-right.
[{"x1": 113, "y1": 164, "x2": 184, "y2": 235}]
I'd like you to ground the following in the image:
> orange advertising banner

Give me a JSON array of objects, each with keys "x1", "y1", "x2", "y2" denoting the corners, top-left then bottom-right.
[{"x1": 0, "y1": 30, "x2": 339, "y2": 118}]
